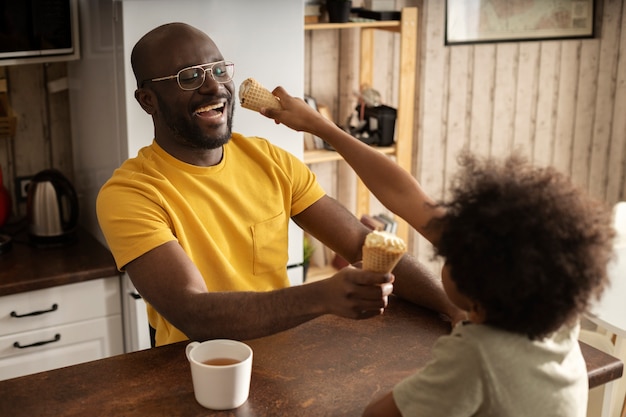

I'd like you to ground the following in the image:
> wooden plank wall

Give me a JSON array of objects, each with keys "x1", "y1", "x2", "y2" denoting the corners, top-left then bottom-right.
[
  {"x1": 0, "y1": 63, "x2": 73, "y2": 220},
  {"x1": 415, "y1": 0, "x2": 626, "y2": 267},
  {"x1": 2, "y1": 0, "x2": 624, "y2": 271},
  {"x1": 304, "y1": 0, "x2": 626, "y2": 270}
]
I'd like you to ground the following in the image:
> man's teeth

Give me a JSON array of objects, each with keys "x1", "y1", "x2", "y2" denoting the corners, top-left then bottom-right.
[{"x1": 195, "y1": 103, "x2": 224, "y2": 114}]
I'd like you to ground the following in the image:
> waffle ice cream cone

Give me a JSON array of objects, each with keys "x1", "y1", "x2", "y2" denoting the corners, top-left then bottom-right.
[
  {"x1": 362, "y1": 230, "x2": 407, "y2": 273},
  {"x1": 239, "y1": 78, "x2": 281, "y2": 112}
]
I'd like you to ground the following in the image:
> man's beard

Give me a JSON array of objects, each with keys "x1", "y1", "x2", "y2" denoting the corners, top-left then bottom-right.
[{"x1": 157, "y1": 93, "x2": 234, "y2": 150}]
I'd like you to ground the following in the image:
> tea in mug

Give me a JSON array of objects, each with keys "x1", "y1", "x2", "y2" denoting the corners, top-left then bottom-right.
[
  {"x1": 203, "y1": 357, "x2": 240, "y2": 366},
  {"x1": 186, "y1": 340, "x2": 253, "y2": 409}
]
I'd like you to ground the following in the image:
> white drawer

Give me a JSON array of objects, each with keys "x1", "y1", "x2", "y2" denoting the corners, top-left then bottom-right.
[
  {"x1": 0, "y1": 315, "x2": 123, "y2": 380},
  {"x1": 0, "y1": 277, "x2": 121, "y2": 336}
]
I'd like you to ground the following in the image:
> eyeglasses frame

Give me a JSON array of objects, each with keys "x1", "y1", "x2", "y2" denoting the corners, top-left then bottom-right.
[{"x1": 140, "y1": 60, "x2": 235, "y2": 90}]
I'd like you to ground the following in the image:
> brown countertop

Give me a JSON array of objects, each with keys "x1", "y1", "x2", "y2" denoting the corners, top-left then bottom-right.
[
  {"x1": 0, "y1": 297, "x2": 622, "y2": 417},
  {"x1": 0, "y1": 227, "x2": 118, "y2": 296}
]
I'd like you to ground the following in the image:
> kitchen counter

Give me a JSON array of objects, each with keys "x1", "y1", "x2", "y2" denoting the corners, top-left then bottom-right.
[
  {"x1": 0, "y1": 227, "x2": 118, "y2": 296},
  {"x1": 0, "y1": 297, "x2": 622, "y2": 416}
]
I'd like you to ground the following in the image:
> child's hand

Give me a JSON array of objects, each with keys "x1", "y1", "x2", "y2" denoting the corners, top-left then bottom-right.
[{"x1": 260, "y1": 87, "x2": 331, "y2": 136}]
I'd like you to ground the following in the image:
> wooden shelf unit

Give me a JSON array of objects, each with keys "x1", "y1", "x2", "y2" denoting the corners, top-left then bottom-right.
[
  {"x1": 304, "y1": 145, "x2": 396, "y2": 165},
  {"x1": 303, "y1": 7, "x2": 418, "y2": 247}
]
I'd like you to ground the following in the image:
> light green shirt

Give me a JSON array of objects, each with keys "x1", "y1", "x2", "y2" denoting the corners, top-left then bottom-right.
[{"x1": 393, "y1": 321, "x2": 587, "y2": 417}]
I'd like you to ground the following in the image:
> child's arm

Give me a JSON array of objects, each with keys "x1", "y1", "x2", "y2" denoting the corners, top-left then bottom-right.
[{"x1": 262, "y1": 87, "x2": 444, "y2": 245}]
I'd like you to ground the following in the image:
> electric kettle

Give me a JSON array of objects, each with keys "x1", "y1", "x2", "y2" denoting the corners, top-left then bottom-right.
[{"x1": 27, "y1": 169, "x2": 79, "y2": 246}]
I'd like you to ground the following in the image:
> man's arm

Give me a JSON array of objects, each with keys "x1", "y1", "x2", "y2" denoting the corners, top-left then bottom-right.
[{"x1": 125, "y1": 196, "x2": 394, "y2": 342}]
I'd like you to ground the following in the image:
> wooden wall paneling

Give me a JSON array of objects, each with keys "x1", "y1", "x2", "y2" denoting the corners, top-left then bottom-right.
[
  {"x1": 45, "y1": 63, "x2": 74, "y2": 181},
  {"x1": 469, "y1": 44, "x2": 496, "y2": 157},
  {"x1": 306, "y1": 30, "x2": 340, "y2": 202},
  {"x1": 338, "y1": 29, "x2": 359, "y2": 124},
  {"x1": 589, "y1": 0, "x2": 622, "y2": 201},
  {"x1": 415, "y1": 0, "x2": 447, "y2": 265},
  {"x1": 393, "y1": 7, "x2": 418, "y2": 243},
  {"x1": 372, "y1": 30, "x2": 398, "y2": 107},
  {"x1": 337, "y1": 29, "x2": 359, "y2": 215},
  {"x1": 533, "y1": 42, "x2": 560, "y2": 167},
  {"x1": 308, "y1": 30, "x2": 340, "y2": 120},
  {"x1": 9, "y1": 65, "x2": 49, "y2": 178},
  {"x1": 571, "y1": 39, "x2": 601, "y2": 191},
  {"x1": 491, "y1": 43, "x2": 518, "y2": 157},
  {"x1": 308, "y1": 162, "x2": 335, "y2": 268},
  {"x1": 411, "y1": 0, "x2": 626, "y2": 262},
  {"x1": 552, "y1": 41, "x2": 581, "y2": 176},
  {"x1": 512, "y1": 42, "x2": 540, "y2": 157},
  {"x1": 0, "y1": 138, "x2": 8, "y2": 174},
  {"x1": 0, "y1": 138, "x2": 10, "y2": 207},
  {"x1": 606, "y1": 3, "x2": 626, "y2": 204},
  {"x1": 354, "y1": 27, "x2": 378, "y2": 218},
  {"x1": 337, "y1": 160, "x2": 357, "y2": 214},
  {"x1": 0, "y1": 66, "x2": 10, "y2": 199},
  {"x1": 304, "y1": 31, "x2": 313, "y2": 97},
  {"x1": 388, "y1": 32, "x2": 401, "y2": 108},
  {"x1": 445, "y1": 45, "x2": 471, "y2": 184}
]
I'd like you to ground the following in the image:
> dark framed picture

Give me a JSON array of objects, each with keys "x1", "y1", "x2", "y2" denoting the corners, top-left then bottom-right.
[{"x1": 445, "y1": 0, "x2": 595, "y2": 45}]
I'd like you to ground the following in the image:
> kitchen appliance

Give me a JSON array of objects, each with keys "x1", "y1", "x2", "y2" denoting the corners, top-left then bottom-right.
[
  {"x1": 27, "y1": 169, "x2": 79, "y2": 246},
  {"x1": 0, "y1": 0, "x2": 81, "y2": 67}
]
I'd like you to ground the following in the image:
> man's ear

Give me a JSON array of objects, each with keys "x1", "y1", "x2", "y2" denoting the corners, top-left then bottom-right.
[{"x1": 135, "y1": 88, "x2": 157, "y2": 115}]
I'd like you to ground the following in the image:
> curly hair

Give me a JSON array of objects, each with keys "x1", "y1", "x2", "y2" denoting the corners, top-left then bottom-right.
[{"x1": 433, "y1": 151, "x2": 615, "y2": 340}]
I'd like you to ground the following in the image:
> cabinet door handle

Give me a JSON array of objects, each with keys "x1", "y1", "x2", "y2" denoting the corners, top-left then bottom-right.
[
  {"x1": 13, "y1": 334, "x2": 61, "y2": 349},
  {"x1": 10, "y1": 303, "x2": 58, "y2": 318}
]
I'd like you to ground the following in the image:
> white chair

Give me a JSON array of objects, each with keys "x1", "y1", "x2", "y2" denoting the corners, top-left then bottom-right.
[
  {"x1": 613, "y1": 202, "x2": 626, "y2": 245},
  {"x1": 580, "y1": 202, "x2": 626, "y2": 417}
]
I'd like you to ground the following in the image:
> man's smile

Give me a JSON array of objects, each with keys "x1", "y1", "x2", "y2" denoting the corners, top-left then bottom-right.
[{"x1": 194, "y1": 102, "x2": 226, "y2": 118}]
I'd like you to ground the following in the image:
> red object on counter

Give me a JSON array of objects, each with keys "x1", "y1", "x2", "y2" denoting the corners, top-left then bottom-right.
[{"x1": 0, "y1": 165, "x2": 11, "y2": 227}]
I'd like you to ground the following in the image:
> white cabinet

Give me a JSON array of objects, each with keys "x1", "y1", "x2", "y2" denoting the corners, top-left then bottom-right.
[
  {"x1": 0, "y1": 277, "x2": 123, "y2": 381},
  {"x1": 120, "y1": 273, "x2": 151, "y2": 353}
]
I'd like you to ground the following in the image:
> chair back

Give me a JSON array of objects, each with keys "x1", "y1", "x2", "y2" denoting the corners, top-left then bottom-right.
[
  {"x1": 583, "y1": 203, "x2": 626, "y2": 417},
  {"x1": 613, "y1": 202, "x2": 626, "y2": 245}
]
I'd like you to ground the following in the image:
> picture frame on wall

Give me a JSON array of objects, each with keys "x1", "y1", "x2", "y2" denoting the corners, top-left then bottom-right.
[{"x1": 445, "y1": 0, "x2": 595, "y2": 45}]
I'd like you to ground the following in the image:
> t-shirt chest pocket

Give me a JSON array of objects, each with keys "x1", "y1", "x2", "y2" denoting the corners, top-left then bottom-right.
[{"x1": 251, "y1": 213, "x2": 289, "y2": 275}]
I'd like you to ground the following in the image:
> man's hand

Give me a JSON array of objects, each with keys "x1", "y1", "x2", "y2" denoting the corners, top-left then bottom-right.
[{"x1": 315, "y1": 265, "x2": 394, "y2": 319}]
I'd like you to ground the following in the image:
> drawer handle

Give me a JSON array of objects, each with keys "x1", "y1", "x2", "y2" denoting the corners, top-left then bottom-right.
[
  {"x1": 13, "y1": 334, "x2": 61, "y2": 349},
  {"x1": 10, "y1": 303, "x2": 59, "y2": 318}
]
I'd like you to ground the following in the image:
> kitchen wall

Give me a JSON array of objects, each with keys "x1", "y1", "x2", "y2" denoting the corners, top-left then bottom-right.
[
  {"x1": 412, "y1": 0, "x2": 626, "y2": 265},
  {"x1": 0, "y1": 63, "x2": 74, "y2": 220},
  {"x1": 1, "y1": 0, "x2": 624, "y2": 269},
  {"x1": 305, "y1": 0, "x2": 626, "y2": 268}
]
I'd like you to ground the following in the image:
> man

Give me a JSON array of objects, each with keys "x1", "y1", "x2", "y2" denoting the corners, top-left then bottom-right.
[{"x1": 97, "y1": 22, "x2": 461, "y2": 347}]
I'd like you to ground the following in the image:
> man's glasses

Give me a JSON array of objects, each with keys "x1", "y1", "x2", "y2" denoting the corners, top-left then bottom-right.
[{"x1": 141, "y1": 60, "x2": 235, "y2": 91}]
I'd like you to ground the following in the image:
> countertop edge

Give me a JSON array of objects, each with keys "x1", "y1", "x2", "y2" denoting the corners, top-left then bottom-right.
[{"x1": 0, "y1": 266, "x2": 121, "y2": 297}]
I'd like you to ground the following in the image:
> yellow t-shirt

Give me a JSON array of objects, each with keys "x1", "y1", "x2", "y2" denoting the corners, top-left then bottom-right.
[{"x1": 97, "y1": 133, "x2": 325, "y2": 345}]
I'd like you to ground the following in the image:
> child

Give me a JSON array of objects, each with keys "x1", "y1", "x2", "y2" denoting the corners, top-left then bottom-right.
[{"x1": 262, "y1": 88, "x2": 616, "y2": 417}]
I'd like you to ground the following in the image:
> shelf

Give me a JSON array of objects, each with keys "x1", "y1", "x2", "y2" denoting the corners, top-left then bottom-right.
[
  {"x1": 305, "y1": 20, "x2": 400, "y2": 31},
  {"x1": 304, "y1": 146, "x2": 395, "y2": 165},
  {"x1": 303, "y1": 7, "x2": 417, "y2": 248}
]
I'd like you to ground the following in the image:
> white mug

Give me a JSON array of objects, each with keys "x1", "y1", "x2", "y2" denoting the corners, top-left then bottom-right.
[{"x1": 185, "y1": 339, "x2": 253, "y2": 410}]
